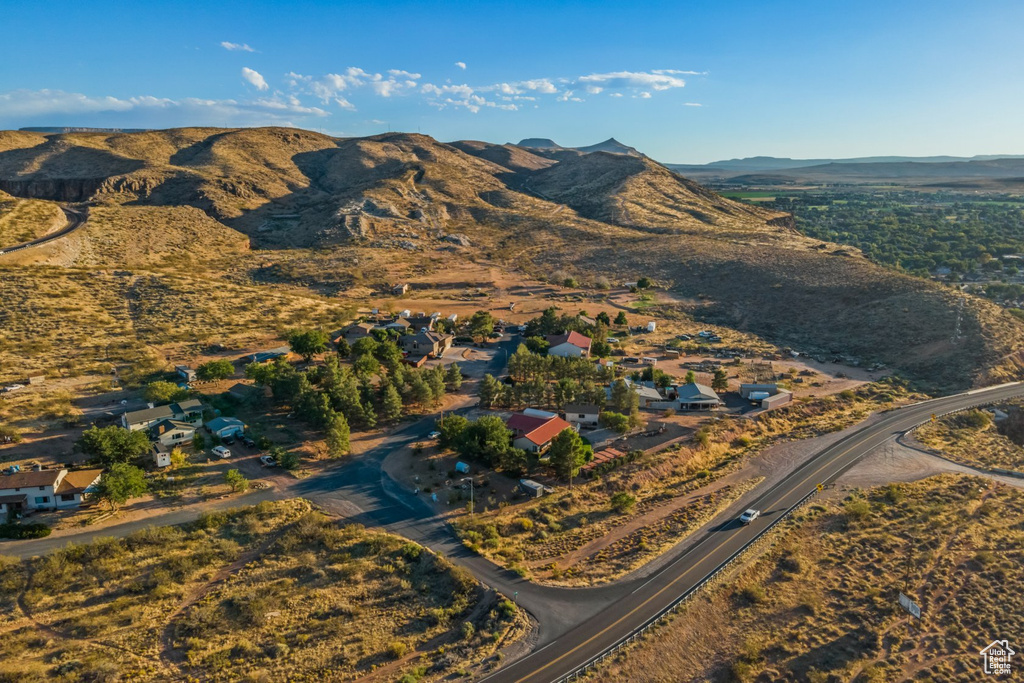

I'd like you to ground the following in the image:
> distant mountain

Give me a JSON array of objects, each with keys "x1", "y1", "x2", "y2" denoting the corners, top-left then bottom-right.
[
  {"x1": 668, "y1": 154, "x2": 1024, "y2": 177},
  {"x1": 515, "y1": 137, "x2": 642, "y2": 157},
  {"x1": 516, "y1": 138, "x2": 563, "y2": 149},
  {"x1": 19, "y1": 126, "x2": 150, "y2": 134}
]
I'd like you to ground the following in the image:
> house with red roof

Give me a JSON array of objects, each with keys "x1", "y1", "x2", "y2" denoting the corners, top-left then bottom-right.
[
  {"x1": 546, "y1": 331, "x2": 592, "y2": 358},
  {"x1": 506, "y1": 412, "x2": 576, "y2": 454}
]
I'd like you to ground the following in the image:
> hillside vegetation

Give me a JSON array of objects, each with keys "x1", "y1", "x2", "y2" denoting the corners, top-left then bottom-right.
[
  {"x1": 594, "y1": 475, "x2": 1024, "y2": 683},
  {"x1": 0, "y1": 500, "x2": 519, "y2": 682},
  {"x1": 0, "y1": 127, "x2": 1022, "y2": 391}
]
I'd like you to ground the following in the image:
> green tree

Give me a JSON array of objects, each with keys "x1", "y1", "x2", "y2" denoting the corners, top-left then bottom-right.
[
  {"x1": 380, "y1": 382, "x2": 404, "y2": 423},
  {"x1": 192, "y1": 431, "x2": 206, "y2": 451},
  {"x1": 477, "y1": 374, "x2": 502, "y2": 409},
  {"x1": 410, "y1": 374, "x2": 433, "y2": 406},
  {"x1": 684, "y1": 370, "x2": 697, "y2": 385},
  {"x1": 712, "y1": 369, "x2": 729, "y2": 393},
  {"x1": 272, "y1": 446, "x2": 299, "y2": 470},
  {"x1": 445, "y1": 363, "x2": 463, "y2": 390},
  {"x1": 144, "y1": 380, "x2": 188, "y2": 404},
  {"x1": 610, "y1": 379, "x2": 635, "y2": 413},
  {"x1": 456, "y1": 415, "x2": 512, "y2": 466},
  {"x1": 524, "y1": 336, "x2": 549, "y2": 354},
  {"x1": 195, "y1": 359, "x2": 234, "y2": 381},
  {"x1": 636, "y1": 277, "x2": 653, "y2": 289},
  {"x1": 287, "y1": 328, "x2": 330, "y2": 362},
  {"x1": 224, "y1": 468, "x2": 250, "y2": 492},
  {"x1": 353, "y1": 353, "x2": 381, "y2": 377},
  {"x1": 548, "y1": 428, "x2": 586, "y2": 486},
  {"x1": 437, "y1": 414, "x2": 469, "y2": 449},
  {"x1": 498, "y1": 447, "x2": 530, "y2": 475},
  {"x1": 96, "y1": 463, "x2": 148, "y2": 510},
  {"x1": 325, "y1": 412, "x2": 351, "y2": 457},
  {"x1": 599, "y1": 411, "x2": 631, "y2": 433},
  {"x1": 596, "y1": 311, "x2": 611, "y2": 326},
  {"x1": 350, "y1": 336, "x2": 380, "y2": 358},
  {"x1": 335, "y1": 337, "x2": 351, "y2": 359},
  {"x1": 468, "y1": 310, "x2": 495, "y2": 340},
  {"x1": 426, "y1": 369, "x2": 446, "y2": 406},
  {"x1": 614, "y1": 311, "x2": 628, "y2": 326},
  {"x1": 79, "y1": 425, "x2": 152, "y2": 466}
]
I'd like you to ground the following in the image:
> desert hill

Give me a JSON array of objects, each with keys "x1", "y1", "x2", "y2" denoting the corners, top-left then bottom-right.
[{"x1": 0, "y1": 126, "x2": 1022, "y2": 390}]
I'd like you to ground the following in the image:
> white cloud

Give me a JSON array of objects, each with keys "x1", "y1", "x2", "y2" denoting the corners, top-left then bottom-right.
[
  {"x1": 335, "y1": 97, "x2": 356, "y2": 111},
  {"x1": 684, "y1": 102, "x2": 703, "y2": 107},
  {"x1": 0, "y1": 89, "x2": 328, "y2": 128},
  {"x1": 609, "y1": 92, "x2": 623, "y2": 98},
  {"x1": 221, "y1": 41, "x2": 256, "y2": 52},
  {"x1": 290, "y1": 67, "x2": 420, "y2": 103},
  {"x1": 241, "y1": 67, "x2": 269, "y2": 91},
  {"x1": 638, "y1": 91, "x2": 652, "y2": 99},
  {"x1": 577, "y1": 70, "x2": 687, "y2": 91},
  {"x1": 455, "y1": 61, "x2": 466, "y2": 70}
]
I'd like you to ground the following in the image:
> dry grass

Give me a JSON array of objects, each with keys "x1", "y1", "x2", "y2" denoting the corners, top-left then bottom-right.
[
  {"x1": 593, "y1": 474, "x2": 1024, "y2": 683},
  {"x1": 455, "y1": 382, "x2": 915, "y2": 585},
  {"x1": 0, "y1": 190, "x2": 63, "y2": 247},
  {"x1": 916, "y1": 413, "x2": 1024, "y2": 471},
  {"x1": 0, "y1": 499, "x2": 518, "y2": 682}
]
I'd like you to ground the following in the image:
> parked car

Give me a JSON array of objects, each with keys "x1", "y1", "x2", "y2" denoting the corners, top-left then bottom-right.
[
  {"x1": 739, "y1": 509, "x2": 760, "y2": 525},
  {"x1": 212, "y1": 446, "x2": 231, "y2": 459},
  {"x1": 259, "y1": 454, "x2": 277, "y2": 467},
  {"x1": 221, "y1": 436, "x2": 235, "y2": 445},
  {"x1": 242, "y1": 437, "x2": 256, "y2": 448},
  {"x1": 2, "y1": 384, "x2": 25, "y2": 393},
  {"x1": 607, "y1": 337, "x2": 619, "y2": 343},
  {"x1": 427, "y1": 431, "x2": 441, "y2": 440}
]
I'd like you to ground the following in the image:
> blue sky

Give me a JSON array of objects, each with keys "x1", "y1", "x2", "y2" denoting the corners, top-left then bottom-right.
[{"x1": 1, "y1": 0, "x2": 1022, "y2": 162}]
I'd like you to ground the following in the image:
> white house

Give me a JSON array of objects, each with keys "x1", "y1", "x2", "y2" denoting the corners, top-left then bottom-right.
[
  {"x1": 123, "y1": 399, "x2": 204, "y2": 432},
  {"x1": 154, "y1": 451, "x2": 173, "y2": 468},
  {"x1": 149, "y1": 419, "x2": 196, "y2": 448},
  {"x1": 563, "y1": 404, "x2": 601, "y2": 428},
  {"x1": 0, "y1": 467, "x2": 103, "y2": 513},
  {"x1": 674, "y1": 383, "x2": 723, "y2": 411},
  {"x1": 546, "y1": 331, "x2": 592, "y2": 358}
]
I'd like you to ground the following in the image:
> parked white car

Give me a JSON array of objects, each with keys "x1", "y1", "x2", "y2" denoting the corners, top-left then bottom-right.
[
  {"x1": 259, "y1": 454, "x2": 277, "y2": 467},
  {"x1": 212, "y1": 446, "x2": 231, "y2": 459},
  {"x1": 2, "y1": 384, "x2": 25, "y2": 393}
]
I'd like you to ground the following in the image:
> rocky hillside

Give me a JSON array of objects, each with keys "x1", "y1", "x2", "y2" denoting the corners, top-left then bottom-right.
[{"x1": 0, "y1": 126, "x2": 1021, "y2": 391}]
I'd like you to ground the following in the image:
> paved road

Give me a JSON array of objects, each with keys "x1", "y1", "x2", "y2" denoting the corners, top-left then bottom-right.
[
  {"x1": 0, "y1": 205, "x2": 86, "y2": 256},
  {"x1": 5, "y1": 353, "x2": 1021, "y2": 682},
  {"x1": 478, "y1": 382, "x2": 1024, "y2": 683}
]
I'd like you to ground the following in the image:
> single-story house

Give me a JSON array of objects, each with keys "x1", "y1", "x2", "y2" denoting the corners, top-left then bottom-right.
[
  {"x1": 175, "y1": 365, "x2": 197, "y2": 382},
  {"x1": 675, "y1": 382, "x2": 722, "y2": 411},
  {"x1": 27, "y1": 375, "x2": 45, "y2": 385},
  {"x1": 246, "y1": 347, "x2": 290, "y2": 364},
  {"x1": 740, "y1": 383, "x2": 780, "y2": 399},
  {"x1": 338, "y1": 322, "x2": 375, "y2": 341},
  {"x1": 0, "y1": 467, "x2": 103, "y2": 513},
  {"x1": 392, "y1": 283, "x2": 409, "y2": 295},
  {"x1": 383, "y1": 317, "x2": 413, "y2": 332},
  {"x1": 123, "y1": 399, "x2": 204, "y2": 432},
  {"x1": 739, "y1": 383, "x2": 793, "y2": 410},
  {"x1": 227, "y1": 382, "x2": 262, "y2": 402},
  {"x1": 205, "y1": 416, "x2": 246, "y2": 439},
  {"x1": 405, "y1": 315, "x2": 435, "y2": 332},
  {"x1": 506, "y1": 412, "x2": 575, "y2": 454},
  {"x1": 547, "y1": 331, "x2": 592, "y2": 358},
  {"x1": 447, "y1": 313, "x2": 458, "y2": 323},
  {"x1": 563, "y1": 404, "x2": 601, "y2": 428},
  {"x1": 578, "y1": 315, "x2": 596, "y2": 327},
  {"x1": 149, "y1": 419, "x2": 195, "y2": 448},
  {"x1": 399, "y1": 330, "x2": 454, "y2": 358}
]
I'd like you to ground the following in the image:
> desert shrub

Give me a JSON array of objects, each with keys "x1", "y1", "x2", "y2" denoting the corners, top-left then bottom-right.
[
  {"x1": 845, "y1": 498, "x2": 871, "y2": 521},
  {"x1": 387, "y1": 641, "x2": 408, "y2": 659},
  {"x1": 610, "y1": 492, "x2": 637, "y2": 513},
  {"x1": 956, "y1": 409, "x2": 991, "y2": 429},
  {"x1": 0, "y1": 523, "x2": 51, "y2": 539}
]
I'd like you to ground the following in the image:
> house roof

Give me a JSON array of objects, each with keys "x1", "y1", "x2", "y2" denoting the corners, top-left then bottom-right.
[
  {"x1": 676, "y1": 382, "x2": 721, "y2": 402},
  {"x1": 124, "y1": 404, "x2": 175, "y2": 425},
  {"x1": 56, "y1": 469, "x2": 103, "y2": 495},
  {"x1": 546, "y1": 331, "x2": 592, "y2": 351},
  {"x1": 175, "y1": 399, "x2": 204, "y2": 412},
  {"x1": 228, "y1": 382, "x2": 257, "y2": 398},
  {"x1": 0, "y1": 468, "x2": 62, "y2": 490},
  {"x1": 150, "y1": 419, "x2": 195, "y2": 435},
  {"x1": 634, "y1": 384, "x2": 664, "y2": 401},
  {"x1": 0, "y1": 494, "x2": 27, "y2": 505},
  {"x1": 564, "y1": 404, "x2": 600, "y2": 415},
  {"x1": 406, "y1": 315, "x2": 434, "y2": 328},
  {"x1": 506, "y1": 413, "x2": 573, "y2": 446},
  {"x1": 207, "y1": 416, "x2": 245, "y2": 431},
  {"x1": 385, "y1": 318, "x2": 412, "y2": 328}
]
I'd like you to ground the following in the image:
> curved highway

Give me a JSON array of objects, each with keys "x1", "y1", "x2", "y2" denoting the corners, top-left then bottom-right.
[
  {"x1": 477, "y1": 381, "x2": 1024, "y2": 683},
  {"x1": 0, "y1": 205, "x2": 86, "y2": 256}
]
